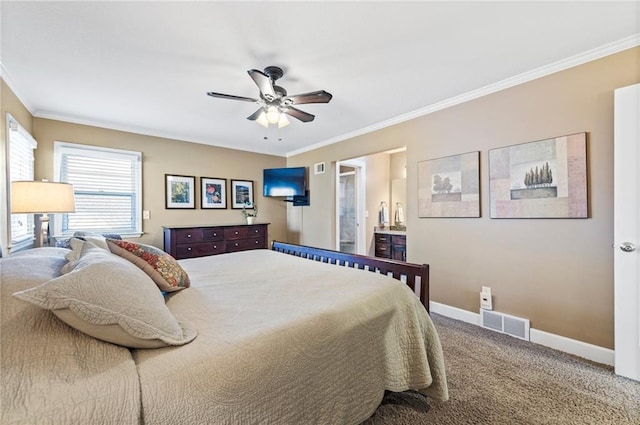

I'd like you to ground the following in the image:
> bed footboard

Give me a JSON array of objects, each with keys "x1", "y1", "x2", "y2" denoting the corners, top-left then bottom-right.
[{"x1": 272, "y1": 241, "x2": 429, "y2": 312}]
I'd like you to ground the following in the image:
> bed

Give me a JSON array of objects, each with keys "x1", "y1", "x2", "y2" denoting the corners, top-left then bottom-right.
[{"x1": 1, "y1": 239, "x2": 448, "y2": 425}]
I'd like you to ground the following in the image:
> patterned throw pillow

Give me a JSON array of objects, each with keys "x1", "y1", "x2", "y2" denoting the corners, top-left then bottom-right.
[{"x1": 106, "y1": 239, "x2": 190, "y2": 292}]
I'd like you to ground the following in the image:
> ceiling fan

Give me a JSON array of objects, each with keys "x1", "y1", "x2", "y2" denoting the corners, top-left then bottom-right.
[{"x1": 206, "y1": 66, "x2": 332, "y2": 128}]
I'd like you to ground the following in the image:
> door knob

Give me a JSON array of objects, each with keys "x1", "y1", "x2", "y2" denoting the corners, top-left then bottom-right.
[{"x1": 620, "y1": 242, "x2": 636, "y2": 252}]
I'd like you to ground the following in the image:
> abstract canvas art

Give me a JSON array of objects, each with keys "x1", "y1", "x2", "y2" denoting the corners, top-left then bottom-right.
[
  {"x1": 418, "y1": 151, "x2": 480, "y2": 218},
  {"x1": 488, "y1": 132, "x2": 587, "y2": 218}
]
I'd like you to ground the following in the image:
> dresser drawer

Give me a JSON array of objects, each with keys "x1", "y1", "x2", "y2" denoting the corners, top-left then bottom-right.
[
  {"x1": 203, "y1": 228, "x2": 224, "y2": 241},
  {"x1": 177, "y1": 242, "x2": 226, "y2": 259},
  {"x1": 224, "y1": 227, "x2": 248, "y2": 240},
  {"x1": 375, "y1": 233, "x2": 391, "y2": 244},
  {"x1": 375, "y1": 242, "x2": 391, "y2": 258},
  {"x1": 175, "y1": 228, "x2": 204, "y2": 243},
  {"x1": 246, "y1": 226, "x2": 265, "y2": 238},
  {"x1": 227, "y1": 237, "x2": 265, "y2": 252}
]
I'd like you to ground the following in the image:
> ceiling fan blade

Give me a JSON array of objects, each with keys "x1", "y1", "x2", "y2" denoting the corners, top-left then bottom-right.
[
  {"x1": 248, "y1": 69, "x2": 276, "y2": 100},
  {"x1": 206, "y1": 92, "x2": 258, "y2": 103},
  {"x1": 246, "y1": 108, "x2": 264, "y2": 121},
  {"x1": 284, "y1": 106, "x2": 315, "y2": 123},
  {"x1": 284, "y1": 90, "x2": 333, "y2": 105}
]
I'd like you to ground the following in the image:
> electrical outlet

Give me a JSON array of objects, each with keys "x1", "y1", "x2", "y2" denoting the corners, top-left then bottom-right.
[
  {"x1": 480, "y1": 287, "x2": 493, "y2": 310},
  {"x1": 143, "y1": 210, "x2": 150, "y2": 220}
]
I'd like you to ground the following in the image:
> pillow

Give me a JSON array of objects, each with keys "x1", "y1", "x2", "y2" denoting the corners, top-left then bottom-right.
[
  {"x1": 106, "y1": 239, "x2": 190, "y2": 292},
  {"x1": 61, "y1": 237, "x2": 109, "y2": 274},
  {"x1": 55, "y1": 232, "x2": 122, "y2": 249},
  {"x1": 13, "y1": 239, "x2": 197, "y2": 348}
]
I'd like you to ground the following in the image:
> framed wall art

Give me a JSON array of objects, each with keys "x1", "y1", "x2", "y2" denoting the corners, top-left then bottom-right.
[
  {"x1": 418, "y1": 151, "x2": 480, "y2": 218},
  {"x1": 200, "y1": 177, "x2": 227, "y2": 209},
  {"x1": 488, "y1": 132, "x2": 587, "y2": 218},
  {"x1": 165, "y1": 174, "x2": 195, "y2": 209},
  {"x1": 231, "y1": 179, "x2": 254, "y2": 209}
]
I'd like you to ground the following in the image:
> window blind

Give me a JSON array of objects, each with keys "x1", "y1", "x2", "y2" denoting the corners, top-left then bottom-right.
[
  {"x1": 54, "y1": 142, "x2": 142, "y2": 237},
  {"x1": 8, "y1": 122, "x2": 37, "y2": 245}
]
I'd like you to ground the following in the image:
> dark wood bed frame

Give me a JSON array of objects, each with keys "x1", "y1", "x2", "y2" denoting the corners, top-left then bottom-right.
[{"x1": 271, "y1": 241, "x2": 430, "y2": 312}]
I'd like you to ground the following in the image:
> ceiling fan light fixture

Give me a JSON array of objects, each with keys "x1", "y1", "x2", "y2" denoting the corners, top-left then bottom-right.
[
  {"x1": 266, "y1": 106, "x2": 280, "y2": 124},
  {"x1": 277, "y1": 113, "x2": 290, "y2": 128},
  {"x1": 256, "y1": 111, "x2": 269, "y2": 128}
]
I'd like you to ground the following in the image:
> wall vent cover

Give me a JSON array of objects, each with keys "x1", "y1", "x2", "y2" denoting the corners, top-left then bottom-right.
[{"x1": 480, "y1": 309, "x2": 530, "y2": 341}]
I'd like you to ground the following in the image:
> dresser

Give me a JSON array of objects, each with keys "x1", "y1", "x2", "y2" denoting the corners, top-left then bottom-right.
[
  {"x1": 163, "y1": 223, "x2": 269, "y2": 260},
  {"x1": 374, "y1": 232, "x2": 406, "y2": 261}
]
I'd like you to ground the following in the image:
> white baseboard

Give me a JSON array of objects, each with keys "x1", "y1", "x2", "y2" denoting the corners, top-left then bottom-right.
[
  {"x1": 430, "y1": 301, "x2": 480, "y2": 325},
  {"x1": 429, "y1": 301, "x2": 614, "y2": 366}
]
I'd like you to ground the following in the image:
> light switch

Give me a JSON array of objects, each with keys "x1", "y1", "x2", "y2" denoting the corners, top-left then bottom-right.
[{"x1": 143, "y1": 210, "x2": 150, "y2": 220}]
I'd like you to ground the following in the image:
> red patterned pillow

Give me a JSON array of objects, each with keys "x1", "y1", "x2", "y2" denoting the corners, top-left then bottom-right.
[{"x1": 106, "y1": 239, "x2": 190, "y2": 292}]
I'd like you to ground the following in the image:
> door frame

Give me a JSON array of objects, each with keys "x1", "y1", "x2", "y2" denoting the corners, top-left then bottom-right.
[
  {"x1": 614, "y1": 83, "x2": 640, "y2": 381},
  {"x1": 335, "y1": 159, "x2": 366, "y2": 254}
]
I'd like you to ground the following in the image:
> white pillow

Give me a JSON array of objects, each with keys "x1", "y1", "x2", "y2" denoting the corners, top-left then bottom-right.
[{"x1": 13, "y1": 239, "x2": 197, "y2": 348}]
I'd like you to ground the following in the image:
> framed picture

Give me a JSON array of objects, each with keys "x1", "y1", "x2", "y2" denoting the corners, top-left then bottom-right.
[
  {"x1": 231, "y1": 179, "x2": 254, "y2": 209},
  {"x1": 418, "y1": 151, "x2": 480, "y2": 218},
  {"x1": 165, "y1": 174, "x2": 195, "y2": 209},
  {"x1": 200, "y1": 177, "x2": 227, "y2": 209},
  {"x1": 488, "y1": 132, "x2": 587, "y2": 218}
]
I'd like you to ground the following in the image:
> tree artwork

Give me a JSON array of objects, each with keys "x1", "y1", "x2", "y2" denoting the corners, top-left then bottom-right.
[
  {"x1": 432, "y1": 174, "x2": 454, "y2": 193},
  {"x1": 524, "y1": 162, "x2": 553, "y2": 188}
]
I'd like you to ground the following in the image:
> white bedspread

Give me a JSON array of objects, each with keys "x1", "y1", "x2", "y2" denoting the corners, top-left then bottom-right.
[
  {"x1": 134, "y1": 249, "x2": 448, "y2": 425},
  {"x1": 0, "y1": 248, "x2": 141, "y2": 425}
]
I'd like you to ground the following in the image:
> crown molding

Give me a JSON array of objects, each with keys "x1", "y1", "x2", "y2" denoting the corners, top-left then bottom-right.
[
  {"x1": 33, "y1": 110, "x2": 283, "y2": 157},
  {"x1": 0, "y1": 61, "x2": 36, "y2": 114},
  {"x1": 286, "y1": 33, "x2": 640, "y2": 158}
]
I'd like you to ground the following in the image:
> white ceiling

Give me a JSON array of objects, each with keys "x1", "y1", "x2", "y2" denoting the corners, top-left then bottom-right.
[{"x1": 1, "y1": 1, "x2": 638, "y2": 157}]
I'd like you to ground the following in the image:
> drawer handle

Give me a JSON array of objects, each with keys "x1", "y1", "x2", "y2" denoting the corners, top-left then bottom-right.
[
  {"x1": 235, "y1": 242, "x2": 239, "y2": 247},
  {"x1": 213, "y1": 233, "x2": 217, "y2": 237},
  {"x1": 213, "y1": 245, "x2": 217, "y2": 249},
  {"x1": 379, "y1": 247, "x2": 387, "y2": 251},
  {"x1": 255, "y1": 240, "x2": 259, "y2": 244},
  {"x1": 234, "y1": 231, "x2": 239, "y2": 235},
  {"x1": 187, "y1": 234, "x2": 191, "y2": 238},
  {"x1": 187, "y1": 247, "x2": 192, "y2": 251},
  {"x1": 379, "y1": 237, "x2": 387, "y2": 241}
]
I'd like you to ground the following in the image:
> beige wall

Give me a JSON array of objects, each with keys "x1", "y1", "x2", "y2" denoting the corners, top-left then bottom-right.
[
  {"x1": 288, "y1": 47, "x2": 640, "y2": 349},
  {"x1": 1, "y1": 79, "x2": 35, "y2": 253},
  {"x1": 32, "y1": 118, "x2": 287, "y2": 249},
  {"x1": 364, "y1": 152, "x2": 390, "y2": 256}
]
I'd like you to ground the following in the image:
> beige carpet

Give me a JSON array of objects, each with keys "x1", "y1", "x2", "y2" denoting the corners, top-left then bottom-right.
[{"x1": 364, "y1": 314, "x2": 640, "y2": 425}]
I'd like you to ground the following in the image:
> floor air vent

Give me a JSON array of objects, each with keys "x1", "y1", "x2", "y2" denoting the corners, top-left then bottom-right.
[{"x1": 480, "y1": 310, "x2": 530, "y2": 341}]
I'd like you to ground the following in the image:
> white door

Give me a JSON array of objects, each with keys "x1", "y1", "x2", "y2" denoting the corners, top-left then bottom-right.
[{"x1": 614, "y1": 83, "x2": 640, "y2": 381}]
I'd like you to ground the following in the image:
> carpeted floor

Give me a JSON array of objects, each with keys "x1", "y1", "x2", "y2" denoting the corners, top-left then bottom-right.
[{"x1": 363, "y1": 314, "x2": 640, "y2": 424}]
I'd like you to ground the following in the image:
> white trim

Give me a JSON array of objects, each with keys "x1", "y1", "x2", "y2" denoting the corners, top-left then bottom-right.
[
  {"x1": 0, "y1": 62, "x2": 36, "y2": 114},
  {"x1": 530, "y1": 328, "x2": 615, "y2": 367},
  {"x1": 286, "y1": 34, "x2": 640, "y2": 157},
  {"x1": 430, "y1": 301, "x2": 480, "y2": 326},
  {"x1": 430, "y1": 301, "x2": 615, "y2": 366}
]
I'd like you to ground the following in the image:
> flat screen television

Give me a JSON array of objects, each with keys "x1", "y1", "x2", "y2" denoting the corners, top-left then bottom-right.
[{"x1": 263, "y1": 167, "x2": 307, "y2": 197}]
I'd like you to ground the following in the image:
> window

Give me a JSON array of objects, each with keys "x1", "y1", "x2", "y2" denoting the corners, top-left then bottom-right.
[
  {"x1": 54, "y1": 142, "x2": 142, "y2": 237},
  {"x1": 6, "y1": 114, "x2": 37, "y2": 250}
]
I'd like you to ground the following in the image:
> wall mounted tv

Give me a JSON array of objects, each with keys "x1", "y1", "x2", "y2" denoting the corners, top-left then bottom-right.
[{"x1": 263, "y1": 167, "x2": 309, "y2": 206}]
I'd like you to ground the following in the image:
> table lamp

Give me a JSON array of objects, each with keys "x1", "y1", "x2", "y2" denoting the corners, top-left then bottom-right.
[{"x1": 11, "y1": 180, "x2": 76, "y2": 247}]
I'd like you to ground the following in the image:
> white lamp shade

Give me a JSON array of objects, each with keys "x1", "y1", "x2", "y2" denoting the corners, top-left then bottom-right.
[
  {"x1": 278, "y1": 113, "x2": 290, "y2": 128},
  {"x1": 11, "y1": 181, "x2": 76, "y2": 214},
  {"x1": 266, "y1": 106, "x2": 280, "y2": 124},
  {"x1": 256, "y1": 111, "x2": 269, "y2": 128}
]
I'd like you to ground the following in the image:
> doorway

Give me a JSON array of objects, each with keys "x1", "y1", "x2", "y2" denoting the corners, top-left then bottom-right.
[
  {"x1": 614, "y1": 83, "x2": 640, "y2": 381},
  {"x1": 336, "y1": 160, "x2": 365, "y2": 254}
]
